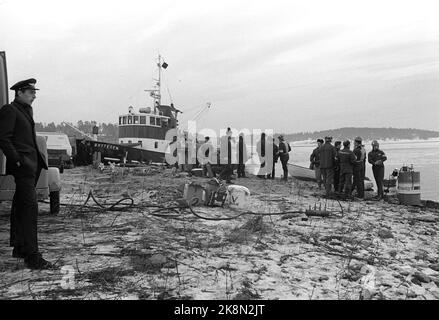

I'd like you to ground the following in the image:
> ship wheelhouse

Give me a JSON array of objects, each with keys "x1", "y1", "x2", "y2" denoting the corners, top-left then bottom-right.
[{"x1": 118, "y1": 105, "x2": 179, "y2": 154}]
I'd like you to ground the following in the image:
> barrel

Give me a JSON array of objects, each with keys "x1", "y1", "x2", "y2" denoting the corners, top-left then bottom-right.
[{"x1": 397, "y1": 170, "x2": 421, "y2": 206}]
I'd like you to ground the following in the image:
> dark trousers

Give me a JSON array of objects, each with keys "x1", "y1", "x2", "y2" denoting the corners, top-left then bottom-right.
[
  {"x1": 333, "y1": 168, "x2": 340, "y2": 192},
  {"x1": 320, "y1": 168, "x2": 334, "y2": 195},
  {"x1": 280, "y1": 158, "x2": 288, "y2": 180},
  {"x1": 339, "y1": 172, "x2": 353, "y2": 195},
  {"x1": 10, "y1": 167, "x2": 42, "y2": 256},
  {"x1": 372, "y1": 165, "x2": 385, "y2": 197},
  {"x1": 352, "y1": 166, "x2": 365, "y2": 198},
  {"x1": 237, "y1": 164, "x2": 246, "y2": 177}
]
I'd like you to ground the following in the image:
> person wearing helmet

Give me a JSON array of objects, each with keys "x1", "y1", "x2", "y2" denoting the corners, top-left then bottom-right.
[
  {"x1": 337, "y1": 140, "x2": 356, "y2": 195},
  {"x1": 352, "y1": 137, "x2": 365, "y2": 199},
  {"x1": 368, "y1": 140, "x2": 387, "y2": 200},
  {"x1": 277, "y1": 135, "x2": 291, "y2": 181}
]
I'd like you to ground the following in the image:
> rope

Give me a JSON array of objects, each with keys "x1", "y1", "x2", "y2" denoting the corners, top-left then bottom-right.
[{"x1": 38, "y1": 189, "x2": 343, "y2": 221}]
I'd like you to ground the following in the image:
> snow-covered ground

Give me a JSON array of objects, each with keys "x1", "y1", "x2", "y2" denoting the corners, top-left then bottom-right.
[{"x1": 1, "y1": 167, "x2": 439, "y2": 300}]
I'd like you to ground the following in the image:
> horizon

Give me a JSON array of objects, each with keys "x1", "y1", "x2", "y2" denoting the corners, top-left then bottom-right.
[{"x1": 35, "y1": 121, "x2": 439, "y2": 136}]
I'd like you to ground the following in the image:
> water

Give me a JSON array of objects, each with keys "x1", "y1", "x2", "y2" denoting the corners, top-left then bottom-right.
[{"x1": 246, "y1": 139, "x2": 439, "y2": 201}]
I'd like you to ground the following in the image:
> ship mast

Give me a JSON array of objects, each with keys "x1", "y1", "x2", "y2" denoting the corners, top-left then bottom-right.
[{"x1": 145, "y1": 55, "x2": 164, "y2": 114}]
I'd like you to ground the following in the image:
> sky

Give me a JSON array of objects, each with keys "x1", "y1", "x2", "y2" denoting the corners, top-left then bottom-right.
[{"x1": 1, "y1": 0, "x2": 438, "y2": 134}]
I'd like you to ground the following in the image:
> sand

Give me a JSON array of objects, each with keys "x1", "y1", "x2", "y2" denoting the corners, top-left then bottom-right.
[{"x1": 0, "y1": 165, "x2": 438, "y2": 300}]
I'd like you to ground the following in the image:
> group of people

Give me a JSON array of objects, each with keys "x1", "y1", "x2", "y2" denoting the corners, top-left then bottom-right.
[
  {"x1": 195, "y1": 129, "x2": 292, "y2": 183},
  {"x1": 310, "y1": 136, "x2": 387, "y2": 200}
]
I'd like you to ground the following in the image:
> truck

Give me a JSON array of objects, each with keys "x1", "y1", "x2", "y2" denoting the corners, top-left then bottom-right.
[
  {"x1": 37, "y1": 131, "x2": 73, "y2": 173},
  {"x1": 0, "y1": 51, "x2": 61, "y2": 215}
]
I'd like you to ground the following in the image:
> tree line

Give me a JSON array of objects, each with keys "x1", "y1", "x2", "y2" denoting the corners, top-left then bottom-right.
[
  {"x1": 35, "y1": 122, "x2": 439, "y2": 144},
  {"x1": 282, "y1": 127, "x2": 439, "y2": 142}
]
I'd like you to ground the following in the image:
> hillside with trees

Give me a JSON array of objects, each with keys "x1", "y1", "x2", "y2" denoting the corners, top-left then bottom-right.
[
  {"x1": 282, "y1": 127, "x2": 439, "y2": 142},
  {"x1": 34, "y1": 122, "x2": 439, "y2": 144}
]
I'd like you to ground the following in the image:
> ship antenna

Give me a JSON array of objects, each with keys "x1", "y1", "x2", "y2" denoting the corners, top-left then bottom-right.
[
  {"x1": 157, "y1": 54, "x2": 161, "y2": 108},
  {"x1": 144, "y1": 54, "x2": 163, "y2": 114}
]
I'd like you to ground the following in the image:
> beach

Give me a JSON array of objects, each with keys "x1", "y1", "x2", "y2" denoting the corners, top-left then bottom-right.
[{"x1": 1, "y1": 166, "x2": 439, "y2": 300}]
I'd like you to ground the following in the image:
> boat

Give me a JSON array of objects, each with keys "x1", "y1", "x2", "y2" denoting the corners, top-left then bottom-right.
[
  {"x1": 288, "y1": 163, "x2": 316, "y2": 181},
  {"x1": 288, "y1": 163, "x2": 374, "y2": 191},
  {"x1": 117, "y1": 55, "x2": 181, "y2": 163}
]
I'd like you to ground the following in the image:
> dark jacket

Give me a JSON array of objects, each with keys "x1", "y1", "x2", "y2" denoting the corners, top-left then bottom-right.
[
  {"x1": 368, "y1": 149, "x2": 387, "y2": 167},
  {"x1": 319, "y1": 142, "x2": 336, "y2": 169},
  {"x1": 338, "y1": 147, "x2": 356, "y2": 174},
  {"x1": 310, "y1": 147, "x2": 321, "y2": 168},
  {"x1": 0, "y1": 100, "x2": 48, "y2": 175},
  {"x1": 353, "y1": 146, "x2": 365, "y2": 169},
  {"x1": 278, "y1": 141, "x2": 290, "y2": 162}
]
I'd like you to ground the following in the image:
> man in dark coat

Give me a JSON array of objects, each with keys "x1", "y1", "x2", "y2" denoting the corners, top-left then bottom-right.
[
  {"x1": 338, "y1": 140, "x2": 356, "y2": 195},
  {"x1": 277, "y1": 135, "x2": 291, "y2": 181},
  {"x1": 352, "y1": 137, "x2": 365, "y2": 199},
  {"x1": 267, "y1": 138, "x2": 279, "y2": 180},
  {"x1": 0, "y1": 78, "x2": 53, "y2": 269},
  {"x1": 368, "y1": 140, "x2": 387, "y2": 200},
  {"x1": 310, "y1": 139, "x2": 323, "y2": 189},
  {"x1": 319, "y1": 136, "x2": 337, "y2": 196}
]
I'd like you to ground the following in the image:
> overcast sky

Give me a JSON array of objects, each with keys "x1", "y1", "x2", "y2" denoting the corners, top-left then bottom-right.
[{"x1": 1, "y1": 0, "x2": 438, "y2": 133}]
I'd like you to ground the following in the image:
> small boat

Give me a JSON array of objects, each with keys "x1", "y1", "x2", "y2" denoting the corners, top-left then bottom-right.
[
  {"x1": 288, "y1": 163, "x2": 316, "y2": 181},
  {"x1": 288, "y1": 163, "x2": 374, "y2": 191}
]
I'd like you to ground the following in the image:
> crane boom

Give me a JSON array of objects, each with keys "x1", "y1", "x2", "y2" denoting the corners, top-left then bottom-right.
[{"x1": 61, "y1": 122, "x2": 95, "y2": 140}]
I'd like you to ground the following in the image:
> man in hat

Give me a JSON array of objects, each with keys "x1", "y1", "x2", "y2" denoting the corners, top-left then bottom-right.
[
  {"x1": 368, "y1": 140, "x2": 387, "y2": 200},
  {"x1": 277, "y1": 135, "x2": 291, "y2": 181},
  {"x1": 338, "y1": 140, "x2": 356, "y2": 195},
  {"x1": 319, "y1": 136, "x2": 337, "y2": 197},
  {"x1": 310, "y1": 139, "x2": 323, "y2": 189},
  {"x1": 352, "y1": 137, "x2": 365, "y2": 199},
  {"x1": 0, "y1": 78, "x2": 53, "y2": 270}
]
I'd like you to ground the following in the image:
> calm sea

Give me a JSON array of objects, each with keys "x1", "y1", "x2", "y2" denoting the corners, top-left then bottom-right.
[{"x1": 246, "y1": 139, "x2": 439, "y2": 201}]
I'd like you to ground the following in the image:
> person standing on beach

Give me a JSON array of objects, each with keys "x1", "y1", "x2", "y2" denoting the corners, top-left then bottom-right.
[
  {"x1": 267, "y1": 138, "x2": 279, "y2": 180},
  {"x1": 368, "y1": 140, "x2": 387, "y2": 200},
  {"x1": 338, "y1": 140, "x2": 356, "y2": 195},
  {"x1": 0, "y1": 78, "x2": 54, "y2": 270},
  {"x1": 352, "y1": 137, "x2": 365, "y2": 199},
  {"x1": 310, "y1": 139, "x2": 323, "y2": 189},
  {"x1": 333, "y1": 141, "x2": 342, "y2": 193},
  {"x1": 277, "y1": 135, "x2": 291, "y2": 181},
  {"x1": 319, "y1": 136, "x2": 337, "y2": 197}
]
